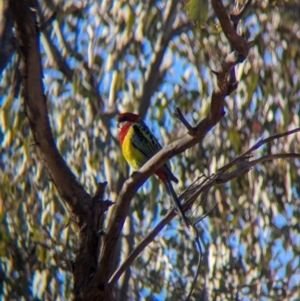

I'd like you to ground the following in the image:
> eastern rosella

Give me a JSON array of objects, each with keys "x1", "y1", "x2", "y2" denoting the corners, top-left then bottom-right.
[{"x1": 117, "y1": 112, "x2": 189, "y2": 227}]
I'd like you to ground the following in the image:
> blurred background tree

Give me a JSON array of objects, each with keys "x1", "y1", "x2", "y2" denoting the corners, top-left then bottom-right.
[{"x1": 0, "y1": 0, "x2": 299, "y2": 300}]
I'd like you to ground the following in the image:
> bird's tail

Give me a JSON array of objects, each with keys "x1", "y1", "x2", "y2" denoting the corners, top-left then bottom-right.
[{"x1": 164, "y1": 177, "x2": 190, "y2": 228}]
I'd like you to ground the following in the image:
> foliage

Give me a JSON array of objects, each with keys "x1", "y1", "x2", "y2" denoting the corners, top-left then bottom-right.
[{"x1": 0, "y1": 0, "x2": 299, "y2": 300}]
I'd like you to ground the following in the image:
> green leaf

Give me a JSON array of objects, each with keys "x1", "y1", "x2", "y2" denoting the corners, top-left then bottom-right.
[{"x1": 185, "y1": 0, "x2": 208, "y2": 26}]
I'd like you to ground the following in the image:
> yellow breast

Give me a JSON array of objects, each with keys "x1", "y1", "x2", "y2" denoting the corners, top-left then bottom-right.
[{"x1": 122, "y1": 126, "x2": 147, "y2": 169}]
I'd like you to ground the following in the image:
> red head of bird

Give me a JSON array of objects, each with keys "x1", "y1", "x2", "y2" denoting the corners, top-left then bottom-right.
[{"x1": 117, "y1": 112, "x2": 140, "y2": 145}]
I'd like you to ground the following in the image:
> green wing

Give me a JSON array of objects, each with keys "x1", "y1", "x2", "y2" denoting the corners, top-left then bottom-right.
[
  {"x1": 132, "y1": 122, "x2": 177, "y2": 182},
  {"x1": 132, "y1": 122, "x2": 162, "y2": 157}
]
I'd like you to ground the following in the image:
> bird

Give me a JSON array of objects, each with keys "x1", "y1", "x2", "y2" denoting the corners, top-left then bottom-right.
[{"x1": 117, "y1": 112, "x2": 189, "y2": 228}]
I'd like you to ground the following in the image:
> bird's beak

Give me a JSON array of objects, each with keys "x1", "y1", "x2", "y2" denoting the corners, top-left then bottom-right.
[{"x1": 117, "y1": 121, "x2": 126, "y2": 129}]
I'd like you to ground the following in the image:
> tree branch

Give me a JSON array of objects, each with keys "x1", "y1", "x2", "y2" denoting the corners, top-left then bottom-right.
[
  {"x1": 37, "y1": 4, "x2": 104, "y2": 114},
  {"x1": 212, "y1": 0, "x2": 250, "y2": 57},
  {"x1": 108, "y1": 148, "x2": 300, "y2": 287},
  {"x1": 231, "y1": 0, "x2": 253, "y2": 25},
  {"x1": 9, "y1": 2, "x2": 112, "y2": 300},
  {"x1": 100, "y1": 4, "x2": 300, "y2": 299},
  {"x1": 96, "y1": 2, "x2": 253, "y2": 298},
  {"x1": 218, "y1": 127, "x2": 300, "y2": 173},
  {"x1": 0, "y1": 0, "x2": 15, "y2": 75},
  {"x1": 9, "y1": 0, "x2": 90, "y2": 222}
]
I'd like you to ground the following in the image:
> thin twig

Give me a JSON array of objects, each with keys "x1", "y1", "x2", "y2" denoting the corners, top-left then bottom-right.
[
  {"x1": 185, "y1": 225, "x2": 202, "y2": 301},
  {"x1": 185, "y1": 202, "x2": 219, "y2": 300},
  {"x1": 231, "y1": 0, "x2": 253, "y2": 24},
  {"x1": 249, "y1": 153, "x2": 300, "y2": 166},
  {"x1": 195, "y1": 203, "x2": 219, "y2": 224},
  {"x1": 179, "y1": 175, "x2": 208, "y2": 201},
  {"x1": 108, "y1": 210, "x2": 174, "y2": 286},
  {"x1": 218, "y1": 127, "x2": 300, "y2": 173},
  {"x1": 174, "y1": 107, "x2": 197, "y2": 136}
]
